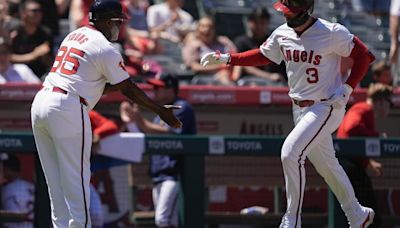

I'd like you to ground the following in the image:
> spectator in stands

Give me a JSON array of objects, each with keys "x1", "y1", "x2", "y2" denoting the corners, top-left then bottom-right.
[
  {"x1": 0, "y1": 36, "x2": 41, "y2": 84},
  {"x1": 1, "y1": 153, "x2": 35, "y2": 228},
  {"x1": 123, "y1": 0, "x2": 164, "y2": 78},
  {"x1": 351, "y1": 0, "x2": 391, "y2": 15},
  {"x1": 120, "y1": 73, "x2": 196, "y2": 228},
  {"x1": 337, "y1": 83, "x2": 393, "y2": 228},
  {"x1": 371, "y1": 60, "x2": 393, "y2": 85},
  {"x1": 389, "y1": 0, "x2": 400, "y2": 86},
  {"x1": 10, "y1": 0, "x2": 53, "y2": 78},
  {"x1": 125, "y1": 0, "x2": 159, "y2": 55},
  {"x1": 182, "y1": 16, "x2": 241, "y2": 85},
  {"x1": 147, "y1": 0, "x2": 194, "y2": 43},
  {"x1": 0, "y1": 0, "x2": 19, "y2": 36},
  {"x1": 36, "y1": 0, "x2": 60, "y2": 38},
  {"x1": 69, "y1": 0, "x2": 93, "y2": 30},
  {"x1": 234, "y1": 8, "x2": 286, "y2": 85}
]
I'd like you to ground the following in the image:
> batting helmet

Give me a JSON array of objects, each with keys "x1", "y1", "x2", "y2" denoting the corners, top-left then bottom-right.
[
  {"x1": 273, "y1": 0, "x2": 314, "y2": 15},
  {"x1": 89, "y1": 0, "x2": 127, "y2": 22}
]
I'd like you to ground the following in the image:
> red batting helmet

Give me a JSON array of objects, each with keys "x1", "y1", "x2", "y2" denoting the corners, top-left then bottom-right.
[{"x1": 273, "y1": 0, "x2": 314, "y2": 14}]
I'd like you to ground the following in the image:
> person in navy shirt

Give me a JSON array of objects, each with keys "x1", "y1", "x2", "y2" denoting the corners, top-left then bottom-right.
[{"x1": 119, "y1": 72, "x2": 196, "y2": 227}]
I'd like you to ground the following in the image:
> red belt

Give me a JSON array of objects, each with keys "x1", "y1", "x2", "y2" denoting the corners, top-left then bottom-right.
[
  {"x1": 292, "y1": 99, "x2": 327, "y2": 107},
  {"x1": 43, "y1": 86, "x2": 87, "y2": 106}
]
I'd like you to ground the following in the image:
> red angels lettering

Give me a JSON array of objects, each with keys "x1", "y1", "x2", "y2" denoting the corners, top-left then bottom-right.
[
  {"x1": 301, "y1": 51, "x2": 308, "y2": 62},
  {"x1": 293, "y1": 50, "x2": 300, "y2": 62},
  {"x1": 313, "y1": 55, "x2": 322, "y2": 65},
  {"x1": 308, "y1": 50, "x2": 314, "y2": 63},
  {"x1": 286, "y1": 50, "x2": 292, "y2": 61},
  {"x1": 284, "y1": 49, "x2": 322, "y2": 66}
]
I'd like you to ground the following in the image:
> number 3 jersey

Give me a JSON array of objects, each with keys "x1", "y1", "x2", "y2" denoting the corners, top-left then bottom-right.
[
  {"x1": 260, "y1": 18, "x2": 355, "y2": 100},
  {"x1": 44, "y1": 25, "x2": 129, "y2": 110}
]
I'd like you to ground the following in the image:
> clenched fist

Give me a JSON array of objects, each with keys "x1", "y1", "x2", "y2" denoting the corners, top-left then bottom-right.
[{"x1": 200, "y1": 51, "x2": 231, "y2": 67}]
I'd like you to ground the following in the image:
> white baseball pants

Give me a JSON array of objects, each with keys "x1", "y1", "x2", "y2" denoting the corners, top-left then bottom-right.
[
  {"x1": 280, "y1": 101, "x2": 362, "y2": 228},
  {"x1": 31, "y1": 88, "x2": 92, "y2": 228},
  {"x1": 152, "y1": 180, "x2": 179, "y2": 227}
]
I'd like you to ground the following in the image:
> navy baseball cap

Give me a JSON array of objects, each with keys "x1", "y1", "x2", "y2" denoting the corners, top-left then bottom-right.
[
  {"x1": 147, "y1": 73, "x2": 179, "y2": 90},
  {"x1": 89, "y1": 0, "x2": 127, "y2": 22}
]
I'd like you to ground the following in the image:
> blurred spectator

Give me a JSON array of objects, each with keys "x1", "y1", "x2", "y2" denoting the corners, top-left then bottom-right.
[
  {"x1": 182, "y1": 16, "x2": 241, "y2": 85},
  {"x1": 10, "y1": 0, "x2": 53, "y2": 78},
  {"x1": 7, "y1": 0, "x2": 21, "y2": 18},
  {"x1": 1, "y1": 153, "x2": 35, "y2": 228},
  {"x1": 36, "y1": 0, "x2": 60, "y2": 38},
  {"x1": 352, "y1": 0, "x2": 391, "y2": 15},
  {"x1": 125, "y1": 0, "x2": 159, "y2": 54},
  {"x1": 147, "y1": 0, "x2": 194, "y2": 43},
  {"x1": 234, "y1": 8, "x2": 286, "y2": 84},
  {"x1": 69, "y1": 0, "x2": 93, "y2": 30},
  {"x1": 337, "y1": 83, "x2": 393, "y2": 228},
  {"x1": 0, "y1": 0, "x2": 19, "y2": 36},
  {"x1": 120, "y1": 73, "x2": 196, "y2": 228},
  {"x1": 389, "y1": 0, "x2": 400, "y2": 86},
  {"x1": 123, "y1": 0, "x2": 164, "y2": 78},
  {"x1": 0, "y1": 36, "x2": 41, "y2": 84},
  {"x1": 371, "y1": 60, "x2": 393, "y2": 85}
]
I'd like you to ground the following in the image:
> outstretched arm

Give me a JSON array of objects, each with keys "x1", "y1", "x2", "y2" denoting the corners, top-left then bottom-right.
[
  {"x1": 105, "y1": 79, "x2": 182, "y2": 128},
  {"x1": 200, "y1": 49, "x2": 273, "y2": 67}
]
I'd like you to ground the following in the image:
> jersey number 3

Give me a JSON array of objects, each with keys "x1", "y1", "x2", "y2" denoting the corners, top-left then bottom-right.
[
  {"x1": 50, "y1": 46, "x2": 85, "y2": 75},
  {"x1": 306, "y1": 67, "x2": 319, "y2": 83}
]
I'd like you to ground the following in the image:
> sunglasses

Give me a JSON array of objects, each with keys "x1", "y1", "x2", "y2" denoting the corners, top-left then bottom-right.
[{"x1": 109, "y1": 18, "x2": 125, "y2": 26}]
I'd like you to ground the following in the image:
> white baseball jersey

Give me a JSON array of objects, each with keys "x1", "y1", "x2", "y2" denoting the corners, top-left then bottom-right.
[
  {"x1": 44, "y1": 25, "x2": 129, "y2": 110},
  {"x1": 260, "y1": 18, "x2": 354, "y2": 100}
]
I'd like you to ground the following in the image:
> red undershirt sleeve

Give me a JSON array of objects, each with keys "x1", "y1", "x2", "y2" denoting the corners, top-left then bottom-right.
[
  {"x1": 345, "y1": 36, "x2": 376, "y2": 89},
  {"x1": 229, "y1": 49, "x2": 273, "y2": 66}
]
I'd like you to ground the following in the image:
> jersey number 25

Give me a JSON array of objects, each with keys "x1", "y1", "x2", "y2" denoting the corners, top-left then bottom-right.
[{"x1": 50, "y1": 46, "x2": 85, "y2": 75}]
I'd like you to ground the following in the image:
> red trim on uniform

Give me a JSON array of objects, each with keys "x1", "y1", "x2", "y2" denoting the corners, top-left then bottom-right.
[
  {"x1": 361, "y1": 212, "x2": 371, "y2": 228},
  {"x1": 80, "y1": 106, "x2": 89, "y2": 228},
  {"x1": 346, "y1": 36, "x2": 376, "y2": 89},
  {"x1": 294, "y1": 106, "x2": 334, "y2": 227},
  {"x1": 273, "y1": 1, "x2": 308, "y2": 14},
  {"x1": 229, "y1": 49, "x2": 273, "y2": 66},
  {"x1": 147, "y1": 79, "x2": 166, "y2": 87}
]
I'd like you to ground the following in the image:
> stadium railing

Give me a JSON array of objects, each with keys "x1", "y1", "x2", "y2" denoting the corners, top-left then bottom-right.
[{"x1": 1, "y1": 133, "x2": 399, "y2": 228}]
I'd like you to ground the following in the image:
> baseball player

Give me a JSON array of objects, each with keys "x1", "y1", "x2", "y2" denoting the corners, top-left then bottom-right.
[
  {"x1": 30, "y1": 0, "x2": 182, "y2": 227},
  {"x1": 201, "y1": 0, "x2": 376, "y2": 227}
]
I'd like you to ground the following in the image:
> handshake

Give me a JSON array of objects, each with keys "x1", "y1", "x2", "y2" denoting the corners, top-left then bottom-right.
[{"x1": 200, "y1": 51, "x2": 231, "y2": 66}]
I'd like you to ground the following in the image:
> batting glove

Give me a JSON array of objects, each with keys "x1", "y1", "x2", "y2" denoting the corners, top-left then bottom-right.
[
  {"x1": 330, "y1": 83, "x2": 353, "y2": 109},
  {"x1": 200, "y1": 51, "x2": 231, "y2": 67}
]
